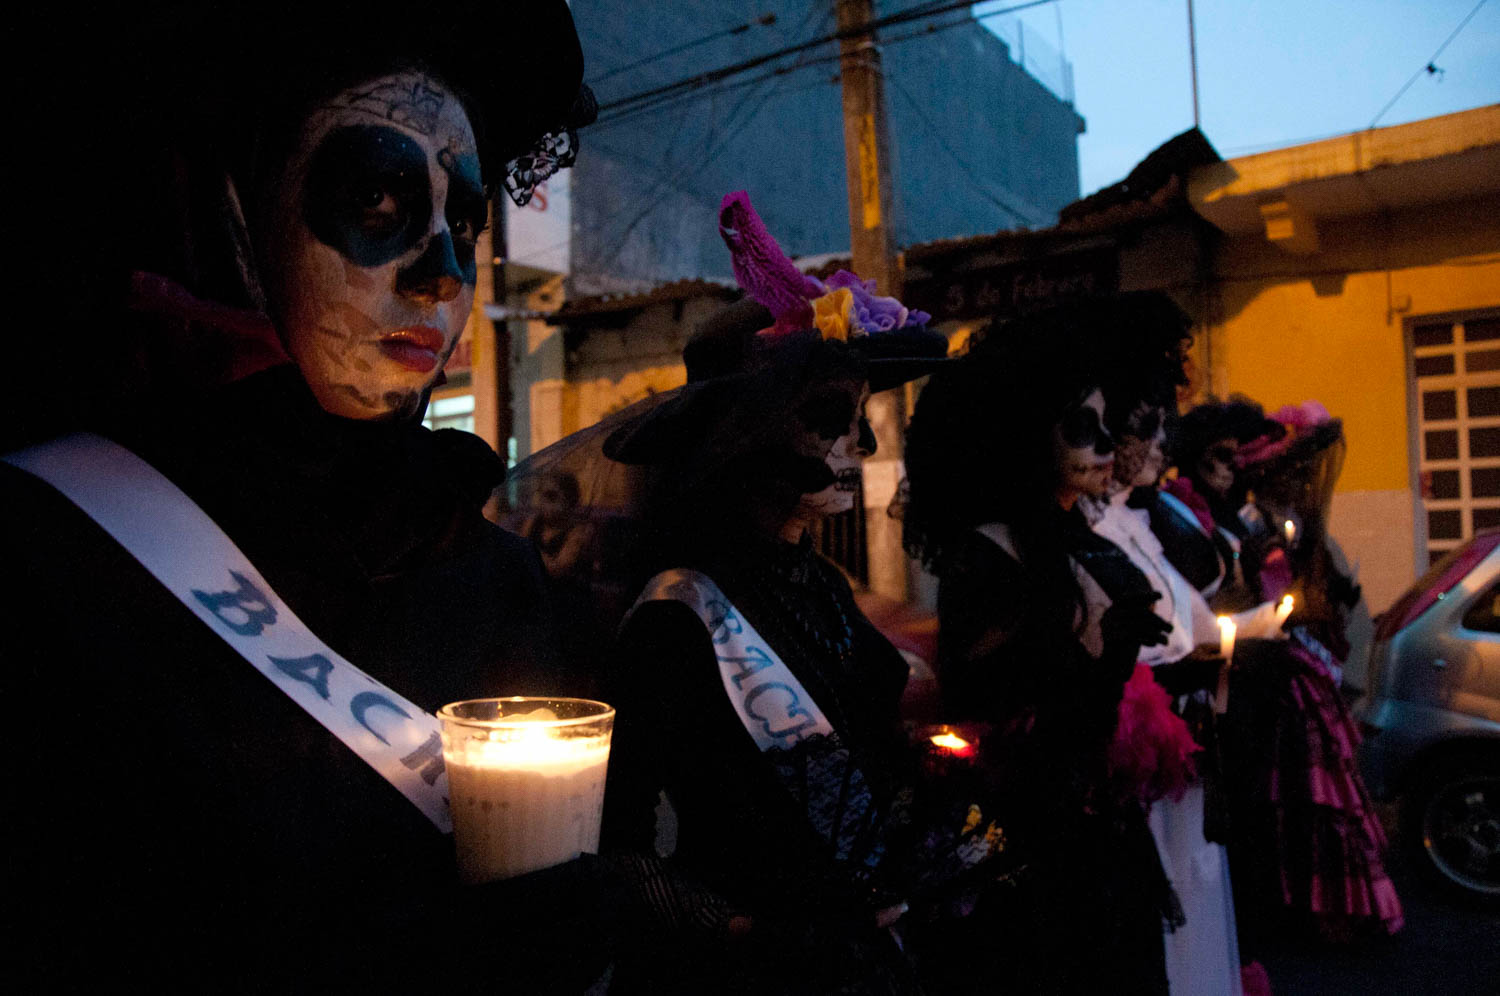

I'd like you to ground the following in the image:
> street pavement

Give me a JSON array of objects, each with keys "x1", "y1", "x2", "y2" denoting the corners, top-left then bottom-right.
[{"x1": 1260, "y1": 805, "x2": 1500, "y2": 995}]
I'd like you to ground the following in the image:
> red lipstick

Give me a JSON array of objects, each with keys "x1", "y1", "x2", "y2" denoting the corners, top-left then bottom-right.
[{"x1": 378, "y1": 326, "x2": 446, "y2": 372}]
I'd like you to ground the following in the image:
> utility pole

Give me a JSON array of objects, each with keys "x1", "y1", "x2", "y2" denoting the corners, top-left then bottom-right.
[
  {"x1": 490, "y1": 192, "x2": 514, "y2": 460},
  {"x1": 835, "y1": 0, "x2": 899, "y2": 297},
  {"x1": 834, "y1": 0, "x2": 908, "y2": 602}
]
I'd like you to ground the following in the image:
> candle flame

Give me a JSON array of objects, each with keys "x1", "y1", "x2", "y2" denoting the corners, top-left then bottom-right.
[
  {"x1": 1281, "y1": 594, "x2": 1294, "y2": 611},
  {"x1": 1285, "y1": 520, "x2": 1296, "y2": 542},
  {"x1": 930, "y1": 732, "x2": 970, "y2": 750},
  {"x1": 1217, "y1": 615, "x2": 1234, "y2": 632}
]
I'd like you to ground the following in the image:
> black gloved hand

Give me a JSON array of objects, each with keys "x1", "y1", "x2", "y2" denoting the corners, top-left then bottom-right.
[
  {"x1": 456, "y1": 855, "x2": 624, "y2": 992},
  {"x1": 1100, "y1": 592, "x2": 1171, "y2": 671}
]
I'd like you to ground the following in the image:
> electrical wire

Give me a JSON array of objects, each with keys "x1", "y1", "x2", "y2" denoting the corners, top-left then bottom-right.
[
  {"x1": 590, "y1": 3, "x2": 1026, "y2": 131},
  {"x1": 587, "y1": 13, "x2": 779, "y2": 86},
  {"x1": 1370, "y1": 0, "x2": 1490, "y2": 128},
  {"x1": 886, "y1": 72, "x2": 1050, "y2": 227},
  {"x1": 587, "y1": 20, "x2": 834, "y2": 272},
  {"x1": 519, "y1": 3, "x2": 1062, "y2": 273},
  {"x1": 596, "y1": 0, "x2": 1057, "y2": 117},
  {"x1": 590, "y1": 51, "x2": 844, "y2": 132},
  {"x1": 519, "y1": 8, "x2": 840, "y2": 273}
]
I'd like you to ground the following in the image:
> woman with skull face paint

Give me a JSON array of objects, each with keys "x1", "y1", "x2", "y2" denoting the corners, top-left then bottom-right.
[
  {"x1": 1178, "y1": 405, "x2": 1403, "y2": 954},
  {"x1": 1074, "y1": 296, "x2": 1258, "y2": 996},
  {"x1": 902, "y1": 306, "x2": 1186, "y2": 995},
  {"x1": 1156, "y1": 399, "x2": 1297, "y2": 611},
  {"x1": 1, "y1": 3, "x2": 616, "y2": 991},
  {"x1": 556, "y1": 193, "x2": 984, "y2": 995}
]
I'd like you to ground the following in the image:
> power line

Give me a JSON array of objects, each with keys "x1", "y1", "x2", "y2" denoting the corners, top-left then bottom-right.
[
  {"x1": 597, "y1": 0, "x2": 1056, "y2": 118},
  {"x1": 571, "y1": 4, "x2": 1055, "y2": 269},
  {"x1": 588, "y1": 13, "x2": 840, "y2": 271},
  {"x1": 523, "y1": 10, "x2": 841, "y2": 272},
  {"x1": 532, "y1": 3, "x2": 1061, "y2": 272},
  {"x1": 591, "y1": 51, "x2": 843, "y2": 131},
  {"x1": 587, "y1": 12, "x2": 779, "y2": 86},
  {"x1": 886, "y1": 73, "x2": 1049, "y2": 227},
  {"x1": 590, "y1": 3, "x2": 1022, "y2": 132},
  {"x1": 1370, "y1": 0, "x2": 1490, "y2": 128}
]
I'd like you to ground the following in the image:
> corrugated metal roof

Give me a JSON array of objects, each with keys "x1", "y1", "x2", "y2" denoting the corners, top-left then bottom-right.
[{"x1": 550, "y1": 277, "x2": 739, "y2": 320}]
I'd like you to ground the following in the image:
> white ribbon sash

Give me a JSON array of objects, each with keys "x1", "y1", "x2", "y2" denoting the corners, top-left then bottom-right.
[
  {"x1": 4, "y1": 433, "x2": 452, "y2": 832},
  {"x1": 632, "y1": 569, "x2": 834, "y2": 752}
]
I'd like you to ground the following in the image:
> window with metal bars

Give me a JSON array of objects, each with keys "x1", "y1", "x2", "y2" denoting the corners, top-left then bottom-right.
[{"x1": 1410, "y1": 310, "x2": 1500, "y2": 565}]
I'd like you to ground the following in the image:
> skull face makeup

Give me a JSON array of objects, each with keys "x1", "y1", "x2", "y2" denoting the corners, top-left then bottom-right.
[
  {"x1": 1054, "y1": 389, "x2": 1115, "y2": 506},
  {"x1": 1197, "y1": 439, "x2": 1239, "y2": 497},
  {"x1": 259, "y1": 71, "x2": 487, "y2": 420},
  {"x1": 793, "y1": 379, "x2": 875, "y2": 520},
  {"x1": 1113, "y1": 404, "x2": 1168, "y2": 489}
]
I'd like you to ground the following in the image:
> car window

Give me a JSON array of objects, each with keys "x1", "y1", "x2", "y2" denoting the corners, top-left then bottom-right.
[{"x1": 1461, "y1": 583, "x2": 1500, "y2": 633}]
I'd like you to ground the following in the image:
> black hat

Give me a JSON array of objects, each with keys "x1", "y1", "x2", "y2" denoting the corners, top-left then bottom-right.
[{"x1": 85, "y1": 0, "x2": 592, "y2": 192}]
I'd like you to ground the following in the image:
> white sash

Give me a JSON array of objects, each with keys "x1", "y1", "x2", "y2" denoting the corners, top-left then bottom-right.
[
  {"x1": 3, "y1": 433, "x2": 452, "y2": 832},
  {"x1": 631, "y1": 569, "x2": 835, "y2": 751}
]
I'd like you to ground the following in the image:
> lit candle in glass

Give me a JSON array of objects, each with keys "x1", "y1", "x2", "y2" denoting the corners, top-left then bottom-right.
[
  {"x1": 1285, "y1": 519, "x2": 1296, "y2": 545},
  {"x1": 919, "y1": 724, "x2": 980, "y2": 776},
  {"x1": 438, "y1": 697, "x2": 614, "y2": 885}
]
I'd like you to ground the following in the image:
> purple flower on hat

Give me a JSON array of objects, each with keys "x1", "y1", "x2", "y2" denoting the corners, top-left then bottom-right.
[{"x1": 824, "y1": 270, "x2": 931, "y2": 334}]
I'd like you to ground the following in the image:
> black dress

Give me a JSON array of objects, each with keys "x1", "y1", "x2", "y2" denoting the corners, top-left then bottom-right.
[
  {"x1": 923, "y1": 509, "x2": 1174, "y2": 996},
  {"x1": 602, "y1": 536, "x2": 926, "y2": 996},
  {"x1": 1, "y1": 366, "x2": 610, "y2": 992}
]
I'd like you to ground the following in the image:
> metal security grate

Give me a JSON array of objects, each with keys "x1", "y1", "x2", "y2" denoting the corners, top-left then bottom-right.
[
  {"x1": 818, "y1": 502, "x2": 869, "y2": 588},
  {"x1": 1411, "y1": 310, "x2": 1500, "y2": 565}
]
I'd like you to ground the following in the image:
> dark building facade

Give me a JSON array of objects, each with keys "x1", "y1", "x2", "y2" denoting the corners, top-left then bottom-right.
[{"x1": 568, "y1": 0, "x2": 1085, "y2": 294}]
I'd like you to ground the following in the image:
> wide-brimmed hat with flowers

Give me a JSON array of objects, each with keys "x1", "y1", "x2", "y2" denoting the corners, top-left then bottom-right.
[
  {"x1": 603, "y1": 191, "x2": 948, "y2": 468},
  {"x1": 695, "y1": 191, "x2": 949, "y2": 392}
]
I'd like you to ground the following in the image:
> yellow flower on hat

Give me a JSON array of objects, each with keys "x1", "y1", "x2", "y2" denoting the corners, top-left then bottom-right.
[{"x1": 811, "y1": 288, "x2": 854, "y2": 342}]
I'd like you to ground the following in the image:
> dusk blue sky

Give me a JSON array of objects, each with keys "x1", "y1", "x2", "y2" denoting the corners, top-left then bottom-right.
[{"x1": 975, "y1": 0, "x2": 1500, "y2": 196}]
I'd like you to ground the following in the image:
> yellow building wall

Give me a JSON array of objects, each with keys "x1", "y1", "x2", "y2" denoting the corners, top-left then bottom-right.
[{"x1": 1206, "y1": 197, "x2": 1500, "y2": 612}]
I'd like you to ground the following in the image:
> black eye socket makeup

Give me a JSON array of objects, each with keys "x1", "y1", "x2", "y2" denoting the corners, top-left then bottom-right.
[
  {"x1": 1127, "y1": 406, "x2": 1163, "y2": 441},
  {"x1": 303, "y1": 125, "x2": 433, "y2": 267},
  {"x1": 1059, "y1": 405, "x2": 1115, "y2": 455},
  {"x1": 439, "y1": 144, "x2": 488, "y2": 274},
  {"x1": 1208, "y1": 443, "x2": 1238, "y2": 465}
]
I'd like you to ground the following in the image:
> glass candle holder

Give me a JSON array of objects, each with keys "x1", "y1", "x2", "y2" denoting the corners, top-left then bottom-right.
[{"x1": 438, "y1": 697, "x2": 614, "y2": 885}]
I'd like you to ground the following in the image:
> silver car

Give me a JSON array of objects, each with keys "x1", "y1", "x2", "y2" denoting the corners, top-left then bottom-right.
[{"x1": 1357, "y1": 529, "x2": 1500, "y2": 906}]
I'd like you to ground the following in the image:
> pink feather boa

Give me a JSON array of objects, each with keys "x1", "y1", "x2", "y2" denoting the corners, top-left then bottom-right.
[{"x1": 1108, "y1": 663, "x2": 1201, "y2": 806}]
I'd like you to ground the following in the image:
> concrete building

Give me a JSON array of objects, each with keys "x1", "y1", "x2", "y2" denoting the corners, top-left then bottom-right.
[
  {"x1": 565, "y1": 0, "x2": 1084, "y2": 296},
  {"x1": 1187, "y1": 105, "x2": 1500, "y2": 614}
]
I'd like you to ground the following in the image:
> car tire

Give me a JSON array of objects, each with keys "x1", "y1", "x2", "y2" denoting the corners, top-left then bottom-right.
[{"x1": 1401, "y1": 752, "x2": 1500, "y2": 909}]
